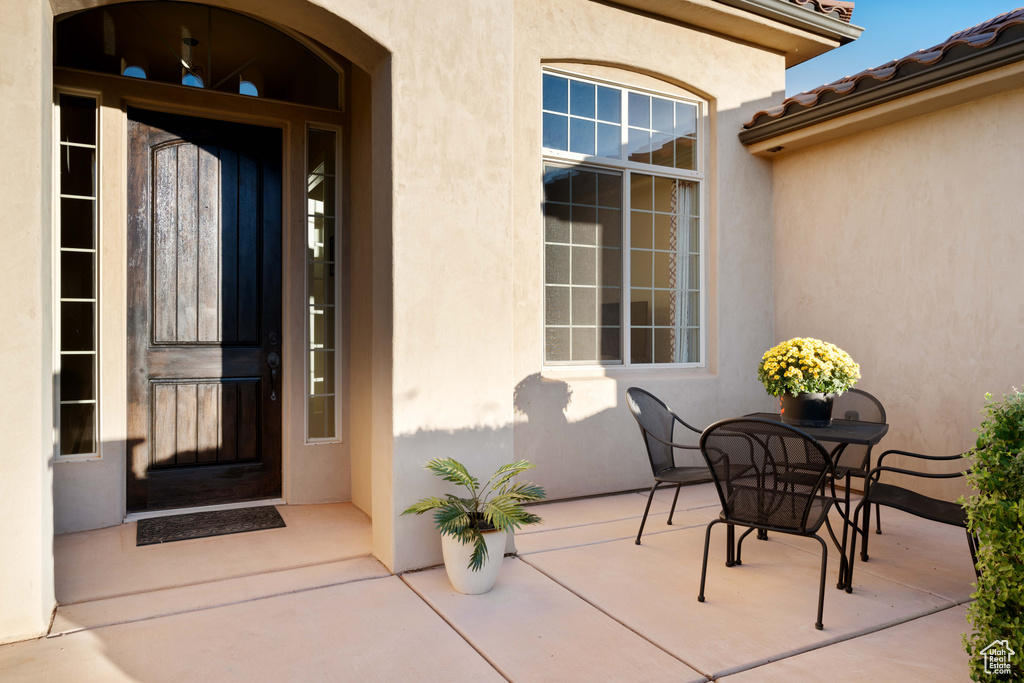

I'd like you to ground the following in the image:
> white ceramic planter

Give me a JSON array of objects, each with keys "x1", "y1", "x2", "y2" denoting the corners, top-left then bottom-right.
[{"x1": 440, "y1": 529, "x2": 508, "y2": 594}]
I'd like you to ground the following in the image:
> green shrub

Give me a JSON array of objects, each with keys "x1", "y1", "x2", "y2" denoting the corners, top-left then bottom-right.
[{"x1": 963, "y1": 391, "x2": 1024, "y2": 681}]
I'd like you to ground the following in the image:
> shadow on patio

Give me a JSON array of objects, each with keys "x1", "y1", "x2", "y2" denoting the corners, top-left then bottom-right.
[{"x1": 0, "y1": 485, "x2": 975, "y2": 681}]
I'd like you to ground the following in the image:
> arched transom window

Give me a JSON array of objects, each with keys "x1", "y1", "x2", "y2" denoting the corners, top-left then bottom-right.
[{"x1": 55, "y1": 2, "x2": 341, "y2": 109}]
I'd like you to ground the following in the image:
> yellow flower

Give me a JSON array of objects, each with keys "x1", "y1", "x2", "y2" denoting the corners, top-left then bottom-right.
[{"x1": 758, "y1": 337, "x2": 859, "y2": 396}]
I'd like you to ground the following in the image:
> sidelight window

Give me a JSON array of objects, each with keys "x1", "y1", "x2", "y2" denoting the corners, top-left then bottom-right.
[
  {"x1": 306, "y1": 128, "x2": 340, "y2": 441},
  {"x1": 542, "y1": 69, "x2": 704, "y2": 367},
  {"x1": 56, "y1": 92, "x2": 99, "y2": 458}
]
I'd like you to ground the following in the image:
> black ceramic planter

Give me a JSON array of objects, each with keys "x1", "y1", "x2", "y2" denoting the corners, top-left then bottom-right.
[{"x1": 780, "y1": 392, "x2": 835, "y2": 428}]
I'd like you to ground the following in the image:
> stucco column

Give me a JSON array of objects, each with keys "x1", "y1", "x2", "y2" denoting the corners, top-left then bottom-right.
[
  {"x1": 0, "y1": 0, "x2": 56, "y2": 644},
  {"x1": 382, "y1": 0, "x2": 517, "y2": 572}
]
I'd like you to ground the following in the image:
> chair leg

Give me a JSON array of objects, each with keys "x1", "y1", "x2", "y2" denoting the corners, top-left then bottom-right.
[
  {"x1": 860, "y1": 508, "x2": 871, "y2": 562},
  {"x1": 823, "y1": 513, "x2": 850, "y2": 590},
  {"x1": 813, "y1": 534, "x2": 828, "y2": 630},
  {"x1": 845, "y1": 502, "x2": 865, "y2": 593},
  {"x1": 735, "y1": 527, "x2": 757, "y2": 566},
  {"x1": 698, "y1": 520, "x2": 721, "y2": 603},
  {"x1": 875, "y1": 503, "x2": 882, "y2": 534},
  {"x1": 837, "y1": 473, "x2": 853, "y2": 589},
  {"x1": 636, "y1": 482, "x2": 661, "y2": 545},
  {"x1": 667, "y1": 484, "x2": 682, "y2": 525},
  {"x1": 857, "y1": 492, "x2": 873, "y2": 562}
]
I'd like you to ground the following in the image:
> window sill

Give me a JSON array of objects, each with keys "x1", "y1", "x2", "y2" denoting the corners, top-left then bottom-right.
[
  {"x1": 541, "y1": 364, "x2": 713, "y2": 382},
  {"x1": 55, "y1": 453, "x2": 102, "y2": 463}
]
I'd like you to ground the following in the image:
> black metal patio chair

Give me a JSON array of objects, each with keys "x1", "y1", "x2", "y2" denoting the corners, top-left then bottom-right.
[
  {"x1": 625, "y1": 387, "x2": 712, "y2": 545},
  {"x1": 696, "y1": 418, "x2": 847, "y2": 630},
  {"x1": 844, "y1": 448, "x2": 980, "y2": 592},
  {"x1": 819, "y1": 388, "x2": 887, "y2": 534}
]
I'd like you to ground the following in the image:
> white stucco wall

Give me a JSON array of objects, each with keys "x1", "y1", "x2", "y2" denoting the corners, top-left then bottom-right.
[
  {"x1": 0, "y1": 0, "x2": 55, "y2": 645},
  {"x1": 771, "y1": 86, "x2": 1024, "y2": 499},
  {"x1": 510, "y1": 0, "x2": 784, "y2": 499},
  {"x1": 4, "y1": 1, "x2": 801, "y2": 641},
  {"x1": 384, "y1": 0, "x2": 518, "y2": 572}
]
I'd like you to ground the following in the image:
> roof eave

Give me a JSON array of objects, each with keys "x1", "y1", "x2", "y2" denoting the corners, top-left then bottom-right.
[
  {"x1": 740, "y1": 36, "x2": 1024, "y2": 149},
  {"x1": 606, "y1": 0, "x2": 863, "y2": 67},
  {"x1": 716, "y1": 0, "x2": 862, "y2": 45}
]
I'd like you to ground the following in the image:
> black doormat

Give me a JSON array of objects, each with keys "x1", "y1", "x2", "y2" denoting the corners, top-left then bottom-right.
[{"x1": 136, "y1": 506, "x2": 286, "y2": 546}]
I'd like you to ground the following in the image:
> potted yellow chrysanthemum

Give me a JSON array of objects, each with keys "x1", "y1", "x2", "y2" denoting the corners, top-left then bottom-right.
[{"x1": 757, "y1": 338, "x2": 861, "y2": 427}]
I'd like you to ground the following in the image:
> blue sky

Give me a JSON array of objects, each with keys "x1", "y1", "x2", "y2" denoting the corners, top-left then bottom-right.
[{"x1": 786, "y1": 1, "x2": 1023, "y2": 96}]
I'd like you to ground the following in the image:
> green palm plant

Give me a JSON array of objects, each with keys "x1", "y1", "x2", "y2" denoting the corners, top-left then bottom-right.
[{"x1": 402, "y1": 458, "x2": 546, "y2": 571}]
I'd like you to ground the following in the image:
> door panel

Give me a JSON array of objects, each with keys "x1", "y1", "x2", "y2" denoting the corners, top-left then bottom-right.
[
  {"x1": 149, "y1": 380, "x2": 261, "y2": 468},
  {"x1": 151, "y1": 144, "x2": 262, "y2": 345},
  {"x1": 127, "y1": 108, "x2": 282, "y2": 512}
]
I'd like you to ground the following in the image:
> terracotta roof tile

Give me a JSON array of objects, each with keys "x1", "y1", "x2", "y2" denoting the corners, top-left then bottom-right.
[
  {"x1": 786, "y1": 0, "x2": 855, "y2": 25},
  {"x1": 744, "y1": 7, "x2": 1024, "y2": 129}
]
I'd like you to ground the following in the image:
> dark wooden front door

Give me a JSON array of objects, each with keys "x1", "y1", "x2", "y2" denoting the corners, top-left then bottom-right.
[{"x1": 127, "y1": 108, "x2": 282, "y2": 512}]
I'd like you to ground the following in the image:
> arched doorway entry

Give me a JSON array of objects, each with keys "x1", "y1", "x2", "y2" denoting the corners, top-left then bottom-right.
[{"x1": 53, "y1": 2, "x2": 351, "y2": 514}]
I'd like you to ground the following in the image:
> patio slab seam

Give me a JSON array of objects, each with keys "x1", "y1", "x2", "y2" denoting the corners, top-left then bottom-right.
[
  {"x1": 398, "y1": 573, "x2": 514, "y2": 683},
  {"x1": 840, "y1": 557, "x2": 977, "y2": 603},
  {"x1": 56, "y1": 551, "x2": 379, "y2": 607},
  {"x1": 48, "y1": 559, "x2": 392, "y2": 638},
  {"x1": 516, "y1": 521, "x2": 701, "y2": 556},
  {"x1": 517, "y1": 555, "x2": 714, "y2": 681},
  {"x1": 522, "y1": 520, "x2": 970, "y2": 681},
  {"x1": 709, "y1": 601, "x2": 973, "y2": 680},
  {"x1": 517, "y1": 503, "x2": 721, "y2": 537},
  {"x1": 765, "y1": 529, "x2": 976, "y2": 603}
]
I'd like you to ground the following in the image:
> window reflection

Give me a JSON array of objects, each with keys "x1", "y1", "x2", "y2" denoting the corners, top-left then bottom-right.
[
  {"x1": 543, "y1": 165, "x2": 623, "y2": 364},
  {"x1": 306, "y1": 129, "x2": 338, "y2": 440},
  {"x1": 542, "y1": 70, "x2": 704, "y2": 367},
  {"x1": 628, "y1": 174, "x2": 700, "y2": 364},
  {"x1": 543, "y1": 72, "x2": 699, "y2": 172}
]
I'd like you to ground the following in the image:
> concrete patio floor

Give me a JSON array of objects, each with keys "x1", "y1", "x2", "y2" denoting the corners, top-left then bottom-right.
[{"x1": 0, "y1": 484, "x2": 978, "y2": 681}]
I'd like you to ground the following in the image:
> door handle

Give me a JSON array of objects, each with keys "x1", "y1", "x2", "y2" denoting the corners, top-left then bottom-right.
[{"x1": 268, "y1": 352, "x2": 281, "y2": 401}]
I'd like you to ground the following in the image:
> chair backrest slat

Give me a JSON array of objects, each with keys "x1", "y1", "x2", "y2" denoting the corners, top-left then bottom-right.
[
  {"x1": 820, "y1": 388, "x2": 886, "y2": 473},
  {"x1": 626, "y1": 388, "x2": 691, "y2": 475},
  {"x1": 700, "y1": 418, "x2": 833, "y2": 532}
]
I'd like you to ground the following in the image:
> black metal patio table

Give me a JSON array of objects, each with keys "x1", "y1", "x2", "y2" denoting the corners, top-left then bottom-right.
[
  {"x1": 743, "y1": 413, "x2": 889, "y2": 450},
  {"x1": 742, "y1": 412, "x2": 889, "y2": 587}
]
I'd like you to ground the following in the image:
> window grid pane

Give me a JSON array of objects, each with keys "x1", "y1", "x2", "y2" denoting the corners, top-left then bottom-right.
[
  {"x1": 627, "y1": 94, "x2": 699, "y2": 170},
  {"x1": 544, "y1": 165, "x2": 622, "y2": 364},
  {"x1": 307, "y1": 128, "x2": 338, "y2": 440},
  {"x1": 543, "y1": 75, "x2": 622, "y2": 161},
  {"x1": 58, "y1": 93, "x2": 98, "y2": 458},
  {"x1": 629, "y1": 173, "x2": 700, "y2": 365}
]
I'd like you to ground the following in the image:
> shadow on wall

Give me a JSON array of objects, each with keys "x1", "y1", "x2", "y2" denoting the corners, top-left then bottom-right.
[
  {"x1": 511, "y1": 372, "x2": 771, "y2": 501},
  {"x1": 512, "y1": 372, "x2": 674, "y2": 500}
]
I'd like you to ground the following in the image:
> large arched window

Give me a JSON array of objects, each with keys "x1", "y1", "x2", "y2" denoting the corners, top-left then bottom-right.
[
  {"x1": 541, "y1": 67, "x2": 706, "y2": 367},
  {"x1": 55, "y1": 2, "x2": 341, "y2": 109}
]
